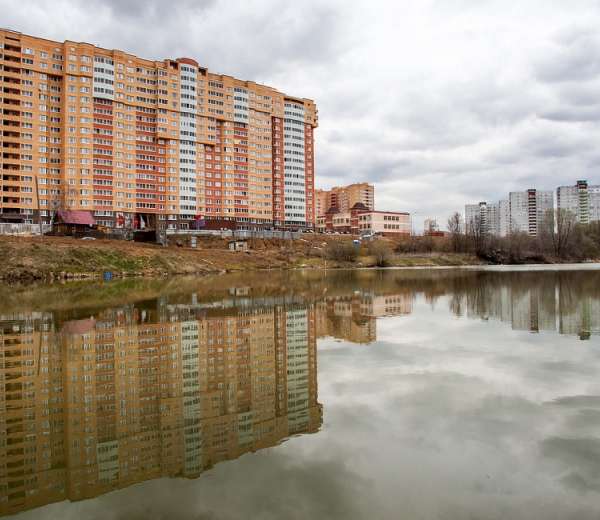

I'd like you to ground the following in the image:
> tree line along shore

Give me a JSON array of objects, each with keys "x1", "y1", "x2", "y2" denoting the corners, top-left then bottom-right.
[{"x1": 447, "y1": 209, "x2": 600, "y2": 264}]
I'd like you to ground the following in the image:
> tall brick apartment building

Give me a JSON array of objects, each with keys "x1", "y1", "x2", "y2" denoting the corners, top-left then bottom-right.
[
  {"x1": 315, "y1": 182, "x2": 374, "y2": 216},
  {"x1": 0, "y1": 29, "x2": 317, "y2": 231}
]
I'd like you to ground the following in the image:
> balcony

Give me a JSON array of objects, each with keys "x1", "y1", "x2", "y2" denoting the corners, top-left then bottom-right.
[
  {"x1": 3, "y1": 44, "x2": 22, "y2": 53},
  {"x1": 3, "y1": 84, "x2": 21, "y2": 93},
  {"x1": 2, "y1": 67, "x2": 22, "y2": 79},
  {"x1": 1, "y1": 54, "x2": 21, "y2": 64},
  {"x1": 2, "y1": 99, "x2": 21, "y2": 111},
  {"x1": 0, "y1": 208, "x2": 32, "y2": 220},
  {"x1": 2, "y1": 196, "x2": 22, "y2": 205},
  {"x1": 2, "y1": 119, "x2": 20, "y2": 128},
  {"x1": 2, "y1": 174, "x2": 22, "y2": 182},
  {"x1": 2, "y1": 76, "x2": 21, "y2": 85},
  {"x1": 2, "y1": 132, "x2": 21, "y2": 143},
  {"x1": 2, "y1": 110, "x2": 21, "y2": 121}
]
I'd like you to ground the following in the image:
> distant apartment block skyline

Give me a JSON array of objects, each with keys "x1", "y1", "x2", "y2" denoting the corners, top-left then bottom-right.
[
  {"x1": 465, "y1": 180, "x2": 600, "y2": 236},
  {"x1": 557, "y1": 180, "x2": 600, "y2": 224},
  {"x1": 315, "y1": 182, "x2": 374, "y2": 216},
  {"x1": 0, "y1": 28, "x2": 318, "y2": 231},
  {"x1": 465, "y1": 188, "x2": 554, "y2": 237}
]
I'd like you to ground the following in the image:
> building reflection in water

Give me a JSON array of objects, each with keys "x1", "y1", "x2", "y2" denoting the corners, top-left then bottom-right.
[
  {"x1": 315, "y1": 270, "x2": 600, "y2": 342},
  {"x1": 0, "y1": 301, "x2": 321, "y2": 517},
  {"x1": 0, "y1": 269, "x2": 599, "y2": 515},
  {"x1": 314, "y1": 271, "x2": 600, "y2": 342},
  {"x1": 316, "y1": 293, "x2": 413, "y2": 344},
  {"x1": 447, "y1": 272, "x2": 600, "y2": 339}
]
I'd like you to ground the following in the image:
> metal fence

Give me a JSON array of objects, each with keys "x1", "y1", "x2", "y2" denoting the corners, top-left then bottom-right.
[
  {"x1": 0, "y1": 223, "x2": 52, "y2": 236},
  {"x1": 165, "y1": 229, "x2": 303, "y2": 240}
]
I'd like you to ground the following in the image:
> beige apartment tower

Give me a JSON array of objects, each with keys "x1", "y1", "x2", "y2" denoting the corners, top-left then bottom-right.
[
  {"x1": 0, "y1": 29, "x2": 318, "y2": 231},
  {"x1": 315, "y1": 182, "x2": 374, "y2": 216}
]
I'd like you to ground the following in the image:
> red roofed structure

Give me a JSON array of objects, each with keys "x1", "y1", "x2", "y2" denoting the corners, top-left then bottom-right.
[
  {"x1": 53, "y1": 210, "x2": 96, "y2": 236},
  {"x1": 55, "y1": 210, "x2": 95, "y2": 226}
]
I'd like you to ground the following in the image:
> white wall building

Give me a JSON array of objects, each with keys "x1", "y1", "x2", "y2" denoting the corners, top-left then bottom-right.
[
  {"x1": 283, "y1": 101, "x2": 306, "y2": 225},
  {"x1": 557, "y1": 180, "x2": 600, "y2": 224},
  {"x1": 465, "y1": 201, "x2": 508, "y2": 236},
  {"x1": 498, "y1": 199, "x2": 510, "y2": 237},
  {"x1": 465, "y1": 202, "x2": 488, "y2": 233},
  {"x1": 357, "y1": 211, "x2": 411, "y2": 235},
  {"x1": 509, "y1": 189, "x2": 553, "y2": 236},
  {"x1": 487, "y1": 202, "x2": 500, "y2": 236}
]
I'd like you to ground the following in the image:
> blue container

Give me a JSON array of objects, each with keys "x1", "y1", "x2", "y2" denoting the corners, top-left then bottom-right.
[{"x1": 103, "y1": 271, "x2": 113, "y2": 282}]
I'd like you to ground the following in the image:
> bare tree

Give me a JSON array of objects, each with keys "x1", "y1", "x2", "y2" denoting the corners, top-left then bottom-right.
[
  {"x1": 466, "y1": 214, "x2": 488, "y2": 256},
  {"x1": 506, "y1": 231, "x2": 531, "y2": 263},
  {"x1": 539, "y1": 209, "x2": 577, "y2": 259},
  {"x1": 325, "y1": 241, "x2": 359, "y2": 262},
  {"x1": 368, "y1": 240, "x2": 393, "y2": 267},
  {"x1": 447, "y1": 212, "x2": 463, "y2": 253}
]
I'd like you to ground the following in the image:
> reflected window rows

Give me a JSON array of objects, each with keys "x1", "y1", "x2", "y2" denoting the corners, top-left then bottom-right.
[{"x1": 0, "y1": 303, "x2": 321, "y2": 517}]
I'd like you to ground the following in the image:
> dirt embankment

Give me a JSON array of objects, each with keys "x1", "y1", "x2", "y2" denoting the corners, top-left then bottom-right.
[{"x1": 0, "y1": 234, "x2": 481, "y2": 284}]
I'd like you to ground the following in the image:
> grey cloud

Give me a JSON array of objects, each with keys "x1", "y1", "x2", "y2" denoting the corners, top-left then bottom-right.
[
  {"x1": 17, "y1": 450, "x2": 375, "y2": 520},
  {"x1": 565, "y1": 409, "x2": 600, "y2": 432},
  {"x1": 549, "y1": 396, "x2": 600, "y2": 408},
  {"x1": 541, "y1": 437, "x2": 600, "y2": 493},
  {"x1": 556, "y1": 82, "x2": 600, "y2": 106},
  {"x1": 540, "y1": 106, "x2": 600, "y2": 122},
  {"x1": 523, "y1": 133, "x2": 589, "y2": 159},
  {"x1": 536, "y1": 27, "x2": 600, "y2": 84},
  {"x1": 538, "y1": 81, "x2": 600, "y2": 122},
  {"x1": 89, "y1": 0, "x2": 217, "y2": 19}
]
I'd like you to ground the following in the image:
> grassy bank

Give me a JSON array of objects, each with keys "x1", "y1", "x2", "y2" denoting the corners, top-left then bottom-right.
[{"x1": 0, "y1": 235, "x2": 482, "y2": 284}]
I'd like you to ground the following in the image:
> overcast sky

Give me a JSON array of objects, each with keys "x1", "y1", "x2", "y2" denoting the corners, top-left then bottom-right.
[{"x1": 3, "y1": 0, "x2": 600, "y2": 229}]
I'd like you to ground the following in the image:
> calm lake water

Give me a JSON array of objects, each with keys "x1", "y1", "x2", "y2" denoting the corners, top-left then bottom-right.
[{"x1": 1, "y1": 266, "x2": 600, "y2": 519}]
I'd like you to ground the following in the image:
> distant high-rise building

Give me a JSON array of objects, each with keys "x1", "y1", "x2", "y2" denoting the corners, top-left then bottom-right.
[
  {"x1": 465, "y1": 201, "x2": 510, "y2": 236},
  {"x1": 315, "y1": 183, "x2": 374, "y2": 216},
  {"x1": 591, "y1": 186, "x2": 600, "y2": 222},
  {"x1": 487, "y1": 202, "x2": 501, "y2": 236},
  {"x1": 498, "y1": 199, "x2": 510, "y2": 237},
  {"x1": 424, "y1": 218, "x2": 439, "y2": 233},
  {"x1": 465, "y1": 201, "x2": 490, "y2": 233},
  {"x1": 315, "y1": 190, "x2": 330, "y2": 218},
  {"x1": 557, "y1": 180, "x2": 600, "y2": 224},
  {"x1": 509, "y1": 189, "x2": 553, "y2": 236},
  {"x1": 466, "y1": 191, "x2": 552, "y2": 237}
]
